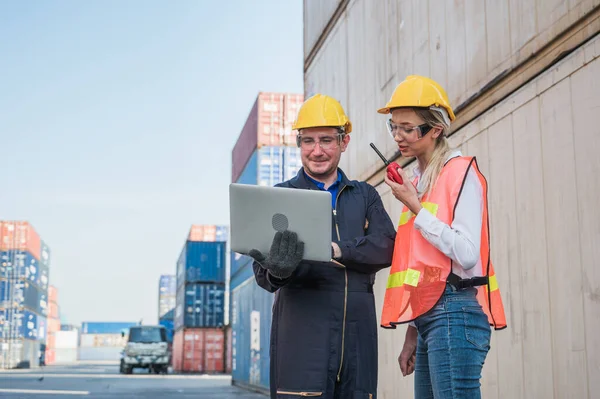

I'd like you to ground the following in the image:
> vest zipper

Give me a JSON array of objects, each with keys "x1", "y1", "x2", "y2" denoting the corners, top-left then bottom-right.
[
  {"x1": 333, "y1": 186, "x2": 347, "y2": 383},
  {"x1": 276, "y1": 390, "x2": 323, "y2": 397}
]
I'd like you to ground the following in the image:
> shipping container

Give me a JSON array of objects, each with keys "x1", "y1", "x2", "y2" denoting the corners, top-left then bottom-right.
[
  {"x1": 158, "y1": 274, "x2": 176, "y2": 319},
  {"x1": 177, "y1": 241, "x2": 226, "y2": 286},
  {"x1": 174, "y1": 283, "x2": 225, "y2": 331},
  {"x1": 0, "y1": 308, "x2": 40, "y2": 340},
  {"x1": 78, "y1": 347, "x2": 122, "y2": 362},
  {"x1": 303, "y1": 1, "x2": 600, "y2": 397},
  {"x1": 230, "y1": 253, "x2": 255, "y2": 290},
  {"x1": 81, "y1": 322, "x2": 136, "y2": 335},
  {"x1": 230, "y1": 278, "x2": 273, "y2": 391},
  {"x1": 60, "y1": 324, "x2": 78, "y2": 332},
  {"x1": 172, "y1": 328, "x2": 225, "y2": 373},
  {"x1": 159, "y1": 318, "x2": 174, "y2": 344},
  {"x1": 53, "y1": 348, "x2": 78, "y2": 364},
  {"x1": 38, "y1": 241, "x2": 50, "y2": 292},
  {"x1": 48, "y1": 301, "x2": 58, "y2": 319},
  {"x1": 231, "y1": 92, "x2": 304, "y2": 183},
  {"x1": 0, "y1": 250, "x2": 39, "y2": 284},
  {"x1": 47, "y1": 332, "x2": 55, "y2": 349},
  {"x1": 53, "y1": 330, "x2": 78, "y2": 349},
  {"x1": 0, "y1": 279, "x2": 47, "y2": 316},
  {"x1": 47, "y1": 317, "x2": 60, "y2": 334},
  {"x1": 0, "y1": 221, "x2": 41, "y2": 261},
  {"x1": 44, "y1": 348, "x2": 55, "y2": 365},
  {"x1": 235, "y1": 146, "x2": 302, "y2": 187},
  {"x1": 80, "y1": 333, "x2": 127, "y2": 348},
  {"x1": 187, "y1": 225, "x2": 228, "y2": 243},
  {"x1": 37, "y1": 316, "x2": 46, "y2": 342},
  {"x1": 48, "y1": 285, "x2": 57, "y2": 304},
  {"x1": 0, "y1": 338, "x2": 40, "y2": 369}
]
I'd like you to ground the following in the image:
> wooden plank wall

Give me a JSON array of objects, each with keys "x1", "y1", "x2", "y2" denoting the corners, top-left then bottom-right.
[{"x1": 303, "y1": 1, "x2": 600, "y2": 397}]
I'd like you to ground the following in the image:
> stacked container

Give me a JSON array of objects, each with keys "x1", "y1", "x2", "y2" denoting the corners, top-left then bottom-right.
[
  {"x1": 0, "y1": 221, "x2": 49, "y2": 369},
  {"x1": 44, "y1": 285, "x2": 61, "y2": 364},
  {"x1": 158, "y1": 275, "x2": 176, "y2": 320},
  {"x1": 47, "y1": 330, "x2": 78, "y2": 364},
  {"x1": 172, "y1": 225, "x2": 227, "y2": 373},
  {"x1": 79, "y1": 322, "x2": 136, "y2": 361},
  {"x1": 229, "y1": 92, "x2": 303, "y2": 392}
]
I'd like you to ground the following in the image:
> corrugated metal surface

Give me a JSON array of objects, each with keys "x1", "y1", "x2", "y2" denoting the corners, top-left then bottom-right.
[
  {"x1": 177, "y1": 241, "x2": 226, "y2": 286},
  {"x1": 0, "y1": 279, "x2": 47, "y2": 316},
  {"x1": 78, "y1": 346, "x2": 122, "y2": 362},
  {"x1": 0, "y1": 221, "x2": 41, "y2": 261},
  {"x1": 48, "y1": 302, "x2": 58, "y2": 319},
  {"x1": 0, "y1": 308, "x2": 41, "y2": 340},
  {"x1": 188, "y1": 225, "x2": 228, "y2": 242},
  {"x1": 230, "y1": 252, "x2": 254, "y2": 289},
  {"x1": 0, "y1": 338, "x2": 40, "y2": 369},
  {"x1": 231, "y1": 278, "x2": 273, "y2": 390},
  {"x1": 174, "y1": 283, "x2": 225, "y2": 330},
  {"x1": 304, "y1": 4, "x2": 600, "y2": 396},
  {"x1": 0, "y1": 250, "x2": 39, "y2": 283},
  {"x1": 53, "y1": 331, "x2": 78, "y2": 349},
  {"x1": 172, "y1": 328, "x2": 225, "y2": 373},
  {"x1": 81, "y1": 322, "x2": 136, "y2": 335},
  {"x1": 38, "y1": 241, "x2": 50, "y2": 292},
  {"x1": 37, "y1": 316, "x2": 46, "y2": 342},
  {"x1": 303, "y1": 0, "x2": 343, "y2": 58},
  {"x1": 80, "y1": 333, "x2": 127, "y2": 348},
  {"x1": 159, "y1": 318, "x2": 174, "y2": 343},
  {"x1": 231, "y1": 93, "x2": 304, "y2": 183}
]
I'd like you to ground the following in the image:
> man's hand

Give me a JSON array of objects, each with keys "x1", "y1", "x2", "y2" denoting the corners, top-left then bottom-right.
[
  {"x1": 398, "y1": 325, "x2": 417, "y2": 377},
  {"x1": 249, "y1": 231, "x2": 304, "y2": 279}
]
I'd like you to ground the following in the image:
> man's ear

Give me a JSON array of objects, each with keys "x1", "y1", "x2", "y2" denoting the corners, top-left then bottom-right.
[{"x1": 341, "y1": 134, "x2": 351, "y2": 152}]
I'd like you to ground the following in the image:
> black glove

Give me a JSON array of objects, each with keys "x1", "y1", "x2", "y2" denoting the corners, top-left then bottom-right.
[{"x1": 249, "y1": 231, "x2": 304, "y2": 279}]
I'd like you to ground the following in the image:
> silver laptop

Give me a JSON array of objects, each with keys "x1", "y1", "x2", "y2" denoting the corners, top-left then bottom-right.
[{"x1": 229, "y1": 183, "x2": 332, "y2": 262}]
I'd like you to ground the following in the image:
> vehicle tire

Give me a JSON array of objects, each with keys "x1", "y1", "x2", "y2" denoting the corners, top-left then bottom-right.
[
  {"x1": 119, "y1": 360, "x2": 124, "y2": 374},
  {"x1": 161, "y1": 366, "x2": 168, "y2": 375}
]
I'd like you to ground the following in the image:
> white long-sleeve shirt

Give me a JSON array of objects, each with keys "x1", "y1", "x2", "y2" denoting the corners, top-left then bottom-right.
[{"x1": 413, "y1": 150, "x2": 484, "y2": 279}]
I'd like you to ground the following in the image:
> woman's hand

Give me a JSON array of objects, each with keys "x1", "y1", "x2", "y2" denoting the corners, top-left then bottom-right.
[
  {"x1": 384, "y1": 167, "x2": 422, "y2": 215},
  {"x1": 398, "y1": 325, "x2": 418, "y2": 376}
]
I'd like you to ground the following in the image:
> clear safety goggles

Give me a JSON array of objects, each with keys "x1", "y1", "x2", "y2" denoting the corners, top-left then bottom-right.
[
  {"x1": 296, "y1": 133, "x2": 345, "y2": 151},
  {"x1": 386, "y1": 119, "x2": 433, "y2": 142}
]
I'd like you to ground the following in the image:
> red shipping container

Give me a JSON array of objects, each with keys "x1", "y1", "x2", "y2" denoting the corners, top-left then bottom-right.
[
  {"x1": 48, "y1": 285, "x2": 58, "y2": 304},
  {"x1": 48, "y1": 302, "x2": 59, "y2": 319},
  {"x1": 0, "y1": 221, "x2": 41, "y2": 260},
  {"x1": 48, "y1": 317, "x2": 60, "y2": 334},
  {"x1": 188, "y1": 225, "x2": 216, "y2": 242},
  {"x1": 231, "y1": 92, "x2": 304, "y2": 183},
  {"x1": 172, "y1": 328, "x2": 225, "y2": 373},
  {"x1": 47, "y1": 333, "x2": 56, "y2": 349},
  {"x1": 45, "y1": 349, "x2": 55, "y2": 365}
]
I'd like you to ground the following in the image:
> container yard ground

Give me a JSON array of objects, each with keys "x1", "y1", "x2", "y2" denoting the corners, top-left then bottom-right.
[{"x1": 0, "y1": 362, "x2": 267, "y2": 398}]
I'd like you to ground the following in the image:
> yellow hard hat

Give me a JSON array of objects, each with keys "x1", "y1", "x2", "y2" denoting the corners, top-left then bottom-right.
[
  {"x1": 292, "y1": 94, "x2": 352, "y2": 133},
  {"x1": 377, "y1": 75, "x2": 455, "y2": 122}
]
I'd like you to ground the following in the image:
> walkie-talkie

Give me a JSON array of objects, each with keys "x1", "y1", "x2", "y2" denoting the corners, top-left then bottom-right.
[{"x1": 369, "y1": 143, "x2": 403, "y2": 184}]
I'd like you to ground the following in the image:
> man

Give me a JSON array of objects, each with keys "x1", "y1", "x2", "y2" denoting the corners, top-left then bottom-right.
[{"x1": 250, "y1": 94, "x2": 396, "y2": 399}]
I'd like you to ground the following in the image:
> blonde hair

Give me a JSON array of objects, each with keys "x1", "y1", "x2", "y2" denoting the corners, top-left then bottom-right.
[{"x1": 413, "y1": 108, "x2": 452, "y2": 198}]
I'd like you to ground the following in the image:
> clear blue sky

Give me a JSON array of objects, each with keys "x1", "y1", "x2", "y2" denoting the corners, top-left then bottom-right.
[{"x1": 0, "y1": 0, "x2": 303, "y2": 325}]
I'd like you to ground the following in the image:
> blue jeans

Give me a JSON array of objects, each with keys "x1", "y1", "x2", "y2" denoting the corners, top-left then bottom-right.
[{"x1": 414, "y1": 284, "x2": 491, "y2": 399}]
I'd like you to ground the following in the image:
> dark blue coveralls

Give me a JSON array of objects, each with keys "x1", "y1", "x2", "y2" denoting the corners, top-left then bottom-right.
[{"x1": 253, "y1": 168, "x2": 396, "y2": 399}]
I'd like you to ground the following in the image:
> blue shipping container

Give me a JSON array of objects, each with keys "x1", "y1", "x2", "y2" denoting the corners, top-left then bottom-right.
[
  {"x1": 174, "y1": 283, "x2": 225, "y2": 330},
  {"x1": 230, "y1": 254, "x2": 255, "y2": 291},
  {"x1": 236, "y1": 146, "x2": 302, "y2": 187},
  {"x1": 38, "y1": 242, "x2": 50, "y2": 291},
  {"x1": 215, "y1": 226, "x2": 228, "y2": 242},
  {"x1": 0, "y1": 279, "x2": 47, "y2": 316},
  {"x1": 159, "y1": 318, "x2": 174, "y2": 343},
  {"x1": 81, "y1": 322, "x2": 137, "y2": 335},
  {"x1": 231, "y1": 277, "x2": 273, "y2": 391},
  {"x1": 38, "y1": 315, "x2": 47, "y2": 341},
  {"x1": 159, "y1": 275, "x2": 176, "y2": 296},
  {"x1": 0, "y1": 250, "x2": 39, "y2": 285},
  {"x1": 177, "y1": 241, "x2": 226, "y2": 286},
  {"x1": 0, "y1": 308, "x2": 40, "y2": 340}
]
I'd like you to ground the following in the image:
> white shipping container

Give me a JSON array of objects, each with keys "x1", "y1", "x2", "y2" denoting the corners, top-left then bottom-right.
[
  {"x1": 80, "y1": 333, "x2": 126, "y2": 348},
  {"x1": 0, "y1": 338, "x2": 39, "y2": 369},
  {"x1": 53, "y1": 348, "x2": 78, "y2": 364},
  {"x1": 54, "y1": 331, "x2": 78, "y2": 349},
  {"x1": 78, "y1": 346, "x2": 122, "y2": 362}
]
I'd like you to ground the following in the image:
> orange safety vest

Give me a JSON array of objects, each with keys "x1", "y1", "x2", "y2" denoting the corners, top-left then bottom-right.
[{"x1": 381, "y1": 156, "x2": 507, "y2": 330}]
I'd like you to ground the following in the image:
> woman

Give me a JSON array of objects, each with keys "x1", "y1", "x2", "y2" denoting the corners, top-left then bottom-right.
[{"x1": 377, "y1": 75, "x2": 507, "y2": 399}]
